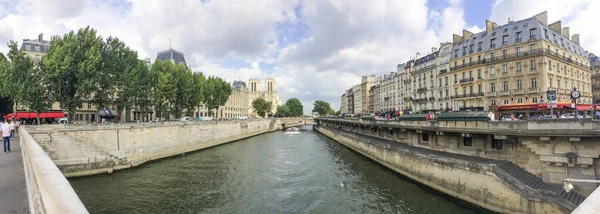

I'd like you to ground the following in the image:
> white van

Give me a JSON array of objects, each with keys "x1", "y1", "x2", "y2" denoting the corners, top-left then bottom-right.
[
  {"x1": 58, "y1": 117, "x2": 68, "y2": 124},
  {"x1": 179, "y1": 117, "x2": 189, "y2": 121}
]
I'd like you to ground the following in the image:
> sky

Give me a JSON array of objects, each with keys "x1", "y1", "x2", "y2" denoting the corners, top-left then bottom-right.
[{"x1": 0, "y1": 0, "x2": 599, "y2": 113}]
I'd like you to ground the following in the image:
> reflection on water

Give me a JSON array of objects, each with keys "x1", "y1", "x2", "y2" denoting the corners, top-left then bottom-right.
[{"x1": 70, "y1": 125, "x2": 478, "y2": 213}]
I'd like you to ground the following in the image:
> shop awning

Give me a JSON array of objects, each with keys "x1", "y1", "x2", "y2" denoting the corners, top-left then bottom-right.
[{"x1": 3, "y1": 112, "x2": 66, "y2": 120}]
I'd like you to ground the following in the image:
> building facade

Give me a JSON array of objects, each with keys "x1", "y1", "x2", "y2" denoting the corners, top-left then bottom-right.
[
  {"x1": 590, "y1": 54, "x2": 600, "y2": 104},
  {"x1": 248, "y1": 78, "x2": 283, "y2": 117},
  {"x1": 436, "y1": 43, "x2": 453, "y2": 111},
  {"x1": 411, "y1": 50, "x2": 438, "y2": 112},
  {"x1": 156, "y1": 48, "x2": 187, "y2": 68},
  {"x1": 360, "y1": 75, "x2": 376, "y2": 114},
  {"x1": 352, "y1": 85, "x2": 362, "y2": 114},
  {"x1": 450, "y1": 11, "x2": 591, "y2": 111},
  {"x1": 340, "y1": 91, "x2": 348, "y2": 114}
]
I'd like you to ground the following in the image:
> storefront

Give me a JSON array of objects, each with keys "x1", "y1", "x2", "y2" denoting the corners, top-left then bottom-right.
[
  {"x1": 3, "y1": 111, "x2": 66, "y2": 124},
  {"x1": 494, "y1": 103, "x2": 600, "y2": 119}
]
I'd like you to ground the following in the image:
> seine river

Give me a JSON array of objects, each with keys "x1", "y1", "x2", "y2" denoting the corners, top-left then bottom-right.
[{"x1": 70, "y1": 125, "x2": 479, "y2": 214}]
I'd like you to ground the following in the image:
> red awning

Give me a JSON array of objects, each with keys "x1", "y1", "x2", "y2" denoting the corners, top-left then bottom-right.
[{"x1": 4, "y1": 112, "x2": 66, "y2": 120}]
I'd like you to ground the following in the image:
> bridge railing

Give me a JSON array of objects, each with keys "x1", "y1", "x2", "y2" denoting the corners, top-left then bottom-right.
[{"x1": 20, "y1": 127, "x2": 89, "y2": 214}]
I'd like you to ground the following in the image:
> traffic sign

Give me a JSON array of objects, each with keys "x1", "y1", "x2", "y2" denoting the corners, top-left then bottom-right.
[{"x1": 547, "y1": 90, "x2": 557, "y2": 101}]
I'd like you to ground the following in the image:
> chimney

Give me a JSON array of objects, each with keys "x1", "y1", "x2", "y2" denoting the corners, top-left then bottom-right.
[
  {"x1": 549, "y1": 21, "x2": 562, "y2": 33},
  {"x1": 533, "y1": 11, "x2": 548, "y2": 26},
  {"x1": 38, "y1": 33, "x2": 43, "y2": 43},
  {"x1": 561, "y1": 27, "x2": 570, "y2": 38},
  {"x1": 452, "y1": 34, "x2": 463, "y2": 44},
  {"x1": 485, "y1": 20, "x2": 496, "y2": 34},
  {"x1": 462, "y1": 29, "x2": 474, "y2": 40},
  {"x1": 432, "y1": 47, "x2": 438, "y2": 53},
  {"x1": 572, "y1": 34, "x2": 580, "y2": 45}
]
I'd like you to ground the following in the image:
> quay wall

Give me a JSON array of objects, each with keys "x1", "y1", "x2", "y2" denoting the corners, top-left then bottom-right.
[{"x1": 27, "y1": 119, "x2": 284, "y2": 177}]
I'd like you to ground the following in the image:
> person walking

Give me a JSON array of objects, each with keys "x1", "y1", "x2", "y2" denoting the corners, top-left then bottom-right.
[
  {"x1": 2, "y1": 119, "x2": 11, "y2": 152},
  {"x1": 9, "y1": 120, "x2": 15, "y2": 137}
]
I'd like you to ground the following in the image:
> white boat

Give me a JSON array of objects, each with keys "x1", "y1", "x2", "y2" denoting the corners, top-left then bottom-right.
[{"x1": 285, "y1": 127, "x2": 300, "y2": 135}]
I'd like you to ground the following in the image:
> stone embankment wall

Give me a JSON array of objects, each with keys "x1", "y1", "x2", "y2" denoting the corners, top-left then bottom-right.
[
  {"x1": 315, "y1": 125, "x2": 576, "y2": 213},
  {"x1": 27, "y1": 119, "x2": 281, "y2": 177}
]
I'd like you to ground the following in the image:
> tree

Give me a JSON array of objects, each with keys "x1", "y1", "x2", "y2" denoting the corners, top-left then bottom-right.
[
  {"x1": 43, "y1": 27, "x2": 103, "y2": 122},
  {"x1": 132, "y1": 61, "x2": 154, "y2": 121},
  {"x1": 23, "y1": 66, "x2": 53, "y2": 125},
  {"x1": 150, "y1": 60, "x2": 176, "y2": 120},
  {"x1": 189, "y1": 72, "x2": 205, "y2": 117},
  {"x1": 103, "y1": 37, "x2": 139, "y2": 121},
  {"x1": 168, "y1": 63, "x2": 193, "y2": 119},
  {"x1": 203, "y1": 76, "x2": 231, "y2": 118},
  {"x1": 285, "y1": 98, "x2": 303, "y2": 117},
  {"x1": 252, "y1": 97, "x2": 272, "y2": 117},
  {"x1": 312, "y1": 100, "x2": 334, "y2": 116},
  {"x1": 274, "y1": 105, "x2": 290, "y2": 117},
  {"x1": 1, "y1": 41, "x2": 34, "y2": 120}
]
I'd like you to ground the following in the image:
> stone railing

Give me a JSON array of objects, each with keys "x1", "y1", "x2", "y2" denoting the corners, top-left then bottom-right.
[{"x1": 20, "y1": 128, "x2": 89, "y2": 214}]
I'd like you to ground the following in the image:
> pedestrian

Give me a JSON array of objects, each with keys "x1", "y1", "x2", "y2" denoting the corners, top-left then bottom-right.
[
  {"x1": 9, "y1": 120, "x2": 15, "y2": 137},
  {"x1": 2, "y1": 119, "x2": 11, "y2": 152}
]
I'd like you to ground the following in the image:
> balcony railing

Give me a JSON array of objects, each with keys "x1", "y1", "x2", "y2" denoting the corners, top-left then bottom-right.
[
  {"x1": 439, "y1": 69, "x2": 448, "y2": 74},
  {"x1": 592, "y1": 74, "x2": 600, "y2": 78},
  {"x1": 593, "y1": 85, "x2": 600, "y2": 89},
  {"x1": 500, "y1": 90, "x2": 511, "y2": 95},
  {"x1": 417, "y1": 87, "x2": 427, "y2": 92},
  {"x1": 415, "y1": 98, "x2": 428, "y2": 102},
  {"x1": 459, "y1": 77, "x2": 474, "y2": 83},
  {"x1": 412, "y1": 64, "x2": 437, "y2": 74},
  {"x1": 513, "y1": 89, "x2": 524, "y2": 94},
  {"x1": 528, "y1": 88, "x2": 540, "y2": 93},
  {"x1": 501, "y1": 72, "x2": 509, "y2": 76},
  {"x1": 487, "y1": 91, "x2": 498, "y2": 96},
  {"x1": 428, "y1": 97, "x2": 435, "y2": 101}
]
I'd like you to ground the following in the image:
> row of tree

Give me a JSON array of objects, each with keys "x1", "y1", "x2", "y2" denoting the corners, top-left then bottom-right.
[
  {"x1": 312, "y1": 100, "x2": 335, "y2": 116},
  {"x1": 0, "y1": 26, "x2": 233, "y2": 123}
]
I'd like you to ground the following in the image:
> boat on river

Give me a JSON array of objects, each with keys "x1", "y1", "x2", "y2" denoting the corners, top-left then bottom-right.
[{"x1": 284, "y1": 127, "x2": 300, "y2": 135}]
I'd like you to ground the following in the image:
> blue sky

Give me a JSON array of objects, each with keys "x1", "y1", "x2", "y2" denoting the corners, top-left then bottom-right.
[{"x1": 0, "y1": 0, "x2": 599, "y2": 113}]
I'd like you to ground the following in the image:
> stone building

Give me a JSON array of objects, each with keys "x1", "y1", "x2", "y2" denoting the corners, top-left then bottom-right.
[
  {"x1": 352, "y1": 84, "x2": 362, "y2": 114},
  {"x1": 340, "y1": 91, "x2": 348, "y2": 114},
  {"x1": 450, "y1": 11, "x2": 591, "y2": 111},
  {"x1": 372, "y1": 84, "x2": 381, "y2": 114},
  {"x1": 20, "y1": 33, "x2": 49, "y2": 64},
  {"x1": 436, "y1": 42, "x2": 453, "y2": 111},
  {"x1": 411, "y1": 50, "x2": 439, "y2": 112},
  {"x1": 360, "y1": 75, "x2": 376, "y2": 114},
  {"x1": 156, "y1": 48, "x2": 187, "y2": 68},
  {"x1": 590, "y1": 54, "x2": 600, "y2": 104},
  {"x1": 248, "y1": 78, "x2": 283, "y2": 117}
]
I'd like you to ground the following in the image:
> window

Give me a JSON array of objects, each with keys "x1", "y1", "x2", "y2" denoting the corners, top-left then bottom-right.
[
  {"x1": 469, "y1": 85, "x2": 473, "y2": 93},
  {"x1": 389, "y1": 129, "x2": 394, "y2": 136},
  {"x1": 544, "y1": 29, "x2": 548, "y2": 38},
  {"x1": 530, "y1": 44, "x2": 535, "y2": 54},
  {"x1": 502, "y1": 35, "x2": 508, "y2": 44},
  {"x1": 532, "y1": 97, "x2": 538, "y2": 103},
  {"x1": 478, "y1": 84, "x2": 482, "y2": 93},
  {"x1": 531, "y1": 78, "x2": 537, "y2": 88},
  {"x1": 454, "y1": 74, "x2": 457, "y2": 83},
  {"x1": 490, "y1": 67, "x2": 495, "y2": 76},
  {"x1": 454, "y1": 88, "x2": 458, "y2": 95},
  {"x1": 529, "y1": 28, "x2": 536, "y2": 38},
  {"x1": 491, "y1": 139, "x2": 503, "y2": 149},
  {"x1": 463, "y1": 137, "x2": 472, "y2": 146},
  {"x1": 517, "y1": 80, "x2": 522, "y2": 90},
  {"x1": 503, "y1": 81, "x2": 508, "y2": 91},
  {"x1": 422, "y1": 133, "x2": 429, "y2": 142},
  {"x1": 557, "y1": 80, "x2": 561, "y2": 89},
  {"x1": 469, "y1": 57, "x2": 472, "y2": 65},
  {"x1": 502, "y1": 64, "x2": 507, "y2": 74},
  {"x1": 477, "y1": 55, "x2": 481, "y2": 63},
  {"x1": 463, "y1": 47, "x2": 467, "y2": 56},
  {"x1": 445, "y1": 77, "x2": 448, "y2": 85},
  {"x1": 517, "y1": 98, "x2": 523, "y2": 103},
  {"x1": 454, "y1": 49, "x2": 458, "y2": 58},
  {"x1": 477, "y1": 69, "x2": 481, "y2": 79},
  {"x1": 469, "y1": 70, "x2": 472, "y2": 78},
  {"x1": 503, "y1": 49, "x2": 507, "y2": 59},
  {"x1": 503, "y1": 99, "x2": 509, "y2": 105},
  {"x1": 490, "y1": 83, "x2": 496, "y2": 92},
  {"x1": 463, "y1": 87, "x2": 466, "y2": 95},
  {"x1": 490, "y1": 38, "x2": 496, "y2": 48},
  {"x1": 469, "y1": 44, "x2": 474, "y2": 54},
  {"x1": 516, "y1": 31, "x2": 522, "y2": 42},
  {"x1": 516, "y1": 62, "x2": 522, "y2": 72},
  {"x1": 549, "y1": 78, "x2": 553, "y2": 87},
  {"x1": 490, "y1": 52, "x2": 495, "y2": 62},
  {"x1": 516, "y1": 47, "x2": 521, "y2": 56},
  {"x1": 548, "y1": 60, "x2": 552, "y2": 70},
  {"x1": 478, "y1": 42, "x2": 482, "y2": 52},
  {"x1": 462, "y1": 72, "x2": 465, "y2": 79},
  {"x1": 530, "y1": 60, "x2": 536, "y2": 70},
  {"x1": 490, "y1": 100, "x2": 497, "y2": 105}
]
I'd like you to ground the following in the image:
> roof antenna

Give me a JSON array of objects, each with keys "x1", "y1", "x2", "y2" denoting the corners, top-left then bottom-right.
[{"x1": 169, "y1": 38, "x2": 172, "y2": 49}]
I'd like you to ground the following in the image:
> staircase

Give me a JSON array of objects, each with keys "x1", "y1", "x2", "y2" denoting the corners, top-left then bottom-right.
[
  {"x1": 497, "y1": 162, "x2": 586, "y2": 206},
  {"x1": 32, "y1": 132, "x2": 118, "y2": 167}
]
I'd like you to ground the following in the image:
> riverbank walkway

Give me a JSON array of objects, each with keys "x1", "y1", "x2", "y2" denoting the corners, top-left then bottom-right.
[{"x1": 0, "y1": 135, "x2": 28, "y2": 214}]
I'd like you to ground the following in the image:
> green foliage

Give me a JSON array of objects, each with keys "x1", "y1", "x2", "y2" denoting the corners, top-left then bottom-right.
[
  {"x1": 1, "y1": 41, "x2": 34, "y2": 116},
  {"x1": 203, "y1": 76, "x2": 231, "y2": 117},
  {"x1": 189, "y1": 72, "x2": 205, "y2": 117},
  {"x1": 285, "y1": 98, "x2": 303, "y2": 117},
  {"x1": 168, "y1": 63, "x2": 193, "y2": 118},
  {"x1": 23, "y1": 66, "x2": 53, "y2": 124},
  {"x1": 274, "y1": 105, "x2": 290, "y2": 117},
  {"x1": 252, "y1": 97, "x2": 272, "y2": 117},
  {"x1": 312, "y1": 100, "x2": 334, "y2": 116},
  {"x1": 43, "y1": 27, "x2": 103, "y2": 121},
  {"x1": 150, "y1": 60, "x2": 176, "y2": 119},
  {"x1": 102, "y1": 37, "x2": 139, "y2": 112}
]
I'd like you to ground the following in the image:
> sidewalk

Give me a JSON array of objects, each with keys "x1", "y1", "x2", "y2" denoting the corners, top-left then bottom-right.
[{"x1": 0, "y1": 135, "x2": 28, "y2": 214}]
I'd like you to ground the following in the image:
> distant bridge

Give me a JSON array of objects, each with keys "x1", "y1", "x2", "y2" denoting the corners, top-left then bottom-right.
[{"x1": 279, "y1": 117, "x2": 314, "y2": 129}]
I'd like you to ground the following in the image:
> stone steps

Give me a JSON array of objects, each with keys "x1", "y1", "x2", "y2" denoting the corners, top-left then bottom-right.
[
  {"x1": 498, "y1": 162, "x2": 586, "y2": 206},
  {"x1": 32, "y1": 133, "x2": 116, "y2": 164}
]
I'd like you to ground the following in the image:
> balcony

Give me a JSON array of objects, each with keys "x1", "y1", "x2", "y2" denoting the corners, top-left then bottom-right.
[
  {"x1": 513, "y1": 89, "x2": 524, "y2": 94},
  {"x1": 439, "y1": 69, "x2": 448, "y2": 74},
  {"x1": 415, "y1": 98, "x2": 428, "y2": 103},
  {"x1": 559, "y1": 89, "x2": 568, "y2": 94},
  {"x1": 528, "y1": 88, "x2": 540, "y2": 93},
  {"x1": 500, "y1": 90, "x2": 511, "y2": 96},
  {"x1": 489, "y1": 73, "x2": 496, "y2": 78},
  {"x1": 412, "y1": 64, "x2": 437, "y2": 74},
  {"x1": 459, "y1": 77, "x2": 474, "y2": 83},
  {"x1": 501, "y1": 72, "x2": 509, "y2": 77},
  {"x1": 528, "y1": 68, "x2": 538, "y2": 73},
  {"x1": 487, "y1": 91, "x2": 498, "y2": 96},
  {"x1": 592, "y1": 74, "x2": 600, "y2": 78},
  {"x1": 593, "y1": 85, "x2": 600, "y2": 89},
  {"x1": 428, "y1": 97, "x2": 436, "y2": 101}
]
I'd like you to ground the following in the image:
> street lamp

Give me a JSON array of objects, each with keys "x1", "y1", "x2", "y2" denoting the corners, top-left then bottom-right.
[{"x1": 563, "y1": 178, "x2": 600, "y2": 193}]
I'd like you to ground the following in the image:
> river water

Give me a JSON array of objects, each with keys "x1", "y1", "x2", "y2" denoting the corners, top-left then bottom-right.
[{"x1": 70, "y1": 125, "x2": 478, "y2": 214}]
